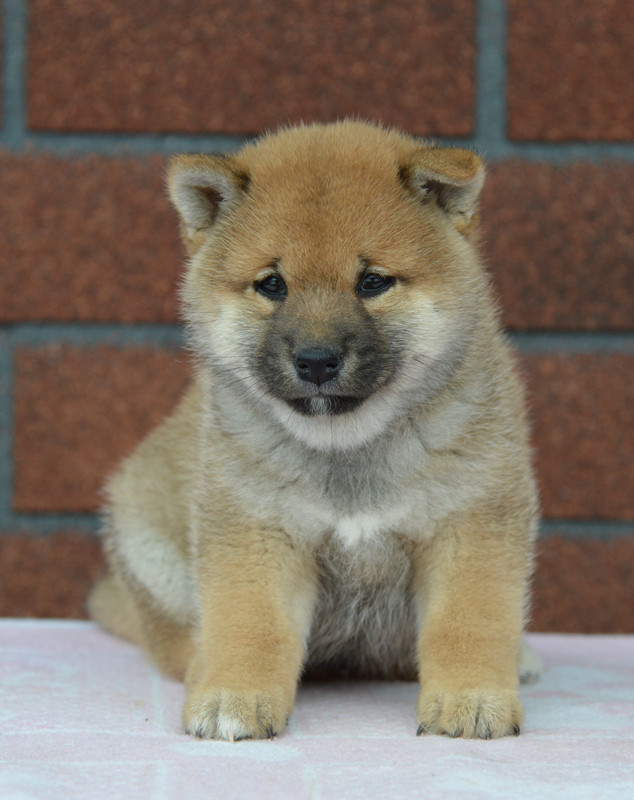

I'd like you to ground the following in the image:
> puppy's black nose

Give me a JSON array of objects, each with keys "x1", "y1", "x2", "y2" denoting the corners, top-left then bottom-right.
[{"x1": 294, "y1": 347, "x2": 342, "y2": 385}]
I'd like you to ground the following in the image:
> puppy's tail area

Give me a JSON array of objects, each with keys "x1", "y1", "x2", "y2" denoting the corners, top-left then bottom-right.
[
  {"x1": 87, "y1": 573, "x2": 144, "y2": 647},
  {"x1": 518, "y1": 637, "x2": 543, "y2": 685}
]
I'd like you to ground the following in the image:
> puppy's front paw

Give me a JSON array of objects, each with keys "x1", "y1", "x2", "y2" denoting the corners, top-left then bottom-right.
[
  {"x1": 417, "y1": 686, "x2": 523, "y2": 739},
  {"x1": 183, "y1": 685, "x2": 292, "y2": 741}
]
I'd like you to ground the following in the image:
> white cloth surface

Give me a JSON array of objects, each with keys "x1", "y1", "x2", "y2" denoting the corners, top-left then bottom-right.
[{"x1": 1, "y1": 620, "x2": 633, "y2": 799}]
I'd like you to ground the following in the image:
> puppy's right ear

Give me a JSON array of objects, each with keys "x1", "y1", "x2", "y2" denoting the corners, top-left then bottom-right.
[{"x1": 167, "y1": 154, "x2": 250, "y2": 255}]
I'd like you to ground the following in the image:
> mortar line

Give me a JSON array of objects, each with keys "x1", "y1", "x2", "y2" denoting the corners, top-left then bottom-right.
[
  {"x1": 484, "y1": 141, "x2": 634, "y2": 163},
  {"x1": 1, "y1": 0, "x2": 27, "y2": 148},
  {"x1": 1, "y1": 514, "x2": 631, "y2": 538},
  {"x1": 2, "y1": 324, "x2": 633, "y2": 353},
  {"x1": 510, "y1": 332, "x2": 634, "y2": 355},
  {"x1": 474, "y1": 0, "x2": 507, "y2": 157},
  {"x1": 21, "y1": 131, "x2": 248, "y2": 155},
  {"x1": 5, "y1": 323, "x2": 184, "y2": 348},
  {"x1": 5, "y1": 131, "x2": 634, "y2": 163},
  {"x1": 4, "y1": 513, "x2": 101, "y2": 535}
]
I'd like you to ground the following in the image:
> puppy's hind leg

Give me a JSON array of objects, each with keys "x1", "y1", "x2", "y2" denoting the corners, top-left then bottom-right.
[
  {"x1": 88, "y1": 573, "x2": 143, "y2": 646},
  {"x1": 518, "y1": 637, "x2": 543, "y2": 685},
  {"x1": 88, "y1": 573, "x2": 194, "y2": 681}
]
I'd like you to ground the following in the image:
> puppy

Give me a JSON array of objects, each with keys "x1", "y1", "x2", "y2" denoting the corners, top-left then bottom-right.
[{"x1": 89, "y1": 120, "x2": 540, "y2": 741}]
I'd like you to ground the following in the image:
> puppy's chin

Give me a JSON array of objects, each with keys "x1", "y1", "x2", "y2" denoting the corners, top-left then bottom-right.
[
  {"x1": 286, "y1": 395, "x2": 365, "y2": 416},
  {"x1": 264, "y1": 389, "x2": 406, "y2": 452}
]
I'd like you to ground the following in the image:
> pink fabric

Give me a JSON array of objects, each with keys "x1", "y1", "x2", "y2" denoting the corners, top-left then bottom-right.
[{"x1": 1, "y1": 621, "x2": 633, "y2": 799}]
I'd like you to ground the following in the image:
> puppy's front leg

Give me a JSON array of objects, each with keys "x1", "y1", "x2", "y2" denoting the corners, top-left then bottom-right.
[
  {"x1": 184, "y1": 526, "x2": 317, "y2": 740},
  {"x1": 412, "y1": 509, "x2": 532, "y2": 739}
]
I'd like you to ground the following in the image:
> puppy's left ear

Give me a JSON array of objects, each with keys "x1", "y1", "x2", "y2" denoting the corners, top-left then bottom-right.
[
  {"x1": 401, "y1": 148, "x2": 485, "y2": 238},
  {"x1": 167, "y1": 154, "x2": 250, "y2": 255}
]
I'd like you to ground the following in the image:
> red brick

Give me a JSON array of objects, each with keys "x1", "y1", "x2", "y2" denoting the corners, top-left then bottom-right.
[
  {"x1": 508, "y1": 0, "x2": 634, "y2": 141},
  {"x1": 525, "y1": 354, "x2": 634, "y2": 520},
  {"x1": 0, "y1": 156, "x2": 181, "y2": 322},
  {"x1": 483, "y1": 163, "x2": 634, "y2": 331},
  {"x1": 0, "y1": 532, "x2": 105, "y2": 618},
  {"x1": 27, "y1": 0, "x2": 475, "y2": 136},
  {"x1": 530, "y1": 535, "x2": 634, "y2": 633},
  {"x1": 14, "y1": 345, "x2": 191, "y2": 512}
]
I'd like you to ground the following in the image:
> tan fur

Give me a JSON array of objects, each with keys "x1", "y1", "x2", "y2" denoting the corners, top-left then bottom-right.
[{"x1": 89, "y1": 121, "x2": 539, "y2": 741}]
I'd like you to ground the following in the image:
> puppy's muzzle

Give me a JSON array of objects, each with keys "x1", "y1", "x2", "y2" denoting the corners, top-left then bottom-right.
[{"x1": 293, "y1": 347, "x2": 342, "y2": 386}]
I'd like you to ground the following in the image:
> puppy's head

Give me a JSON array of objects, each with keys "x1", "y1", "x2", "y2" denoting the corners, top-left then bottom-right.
[{"x1": 168, "y1": 122, "x2": 487, "y2": 451}]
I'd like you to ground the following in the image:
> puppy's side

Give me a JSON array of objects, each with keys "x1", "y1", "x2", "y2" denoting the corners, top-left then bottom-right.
[{"x1": 89, "y1": 121, "x2": 539, "y2": 741}]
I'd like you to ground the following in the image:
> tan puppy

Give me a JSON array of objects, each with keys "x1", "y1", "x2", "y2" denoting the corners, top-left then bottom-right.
[{"x1": 89, "y1": 121, "x2": 540, "y2": 741}]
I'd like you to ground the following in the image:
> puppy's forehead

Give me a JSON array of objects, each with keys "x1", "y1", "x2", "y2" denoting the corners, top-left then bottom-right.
[
  {"x1": 247, "y1": 148, "x2": 405, "y2": 222},
  {"x1": 238, "y1": 121, "x2": 417, "y2": 180},
  {"x1": 232, "y1": 125, "x2": 423, "y2": 283}
]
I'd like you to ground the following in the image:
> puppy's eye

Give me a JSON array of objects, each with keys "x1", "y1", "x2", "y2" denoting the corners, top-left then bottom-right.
[
  {"x1": 356, "y1": 273, "x2": 395, "y2": 298},
  {"x1": 255, "y1": 274, "x2": 287, "y2": 300}
]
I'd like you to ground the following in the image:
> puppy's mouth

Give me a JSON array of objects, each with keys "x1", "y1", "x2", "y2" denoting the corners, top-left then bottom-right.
[{"x1": 285, "y1": 395, "x2": 365, "y2": 416}]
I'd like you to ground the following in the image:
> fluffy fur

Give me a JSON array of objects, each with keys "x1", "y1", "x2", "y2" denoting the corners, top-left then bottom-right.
[{"x1": 89, "y1": 121, "x2": 539, "y2": 741}]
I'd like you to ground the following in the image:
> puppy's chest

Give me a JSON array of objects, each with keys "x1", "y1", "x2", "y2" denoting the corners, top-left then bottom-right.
[
  {"x1": 331, "y1": 510, "x2": 399, "y2": 548},
  {"x1": 272, "y1": 453, "x2": 424, "y2": 547}
]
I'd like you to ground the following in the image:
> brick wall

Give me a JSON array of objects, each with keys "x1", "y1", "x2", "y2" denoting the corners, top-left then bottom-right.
[{"x1": 0, "y1": 0, "x2": 632, "y2": 630}]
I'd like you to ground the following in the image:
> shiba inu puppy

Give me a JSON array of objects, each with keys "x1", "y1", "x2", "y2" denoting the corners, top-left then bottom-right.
[{"x1": 89, "y1": 121, "x2": 540, "y2": 741}]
